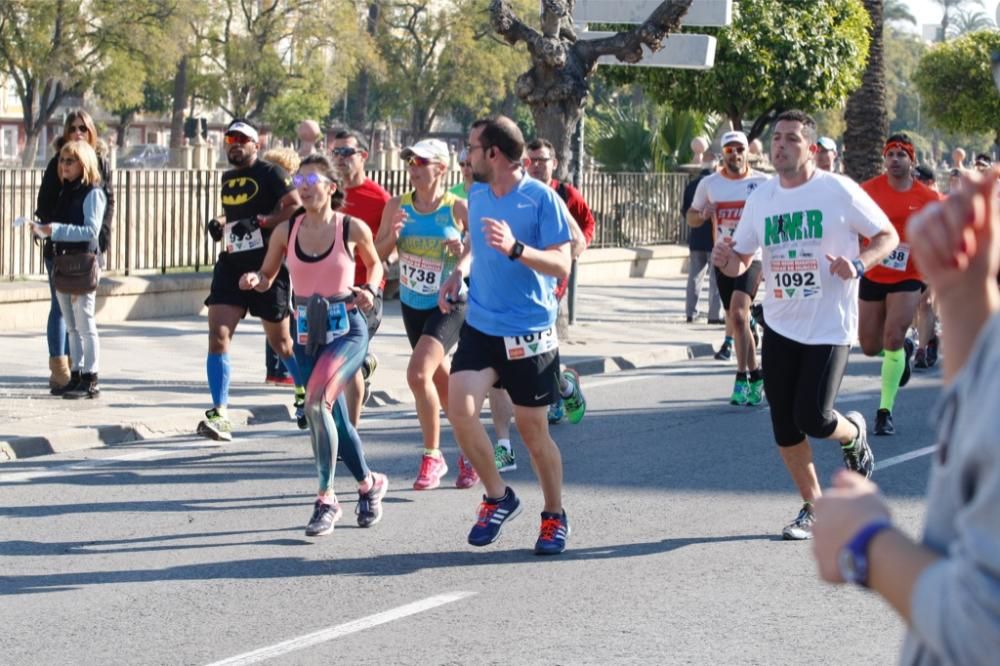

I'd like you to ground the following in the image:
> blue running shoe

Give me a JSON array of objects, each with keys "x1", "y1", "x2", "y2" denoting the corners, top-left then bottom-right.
[
  {"x1": 534, "y1": 511, "x2": 570, "y2": 555},
  {"x1": 468, "y1": 488, "x2": 522, "y2": 547},
  {"x1": 547, "y1": 399, "x2": 565, "y2": 424}
]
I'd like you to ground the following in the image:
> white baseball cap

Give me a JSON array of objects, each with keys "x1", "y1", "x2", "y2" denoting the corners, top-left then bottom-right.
[
  {"x1": 817, "y1": 136, "x2": 838, "y2": 153},
  {"x1": 225, "y1": 121, "x2": 259, "y2": 143},
  {"x1": 400, "y1": 139, "x2": 450, "y2": 163},
  {"x1": 720, "y1": 130, "x2": 749, "y2": 148}
]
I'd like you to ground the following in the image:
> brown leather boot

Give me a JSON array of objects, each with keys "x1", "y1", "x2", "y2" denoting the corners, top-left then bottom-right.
[{"x1": 49, "y1": 356, "x2": 71, "y2": 389}]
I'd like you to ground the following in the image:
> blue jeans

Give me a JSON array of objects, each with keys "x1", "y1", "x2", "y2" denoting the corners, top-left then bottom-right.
[{"x1": 45, "y1": 257, "x2": 69, "y2": 357}]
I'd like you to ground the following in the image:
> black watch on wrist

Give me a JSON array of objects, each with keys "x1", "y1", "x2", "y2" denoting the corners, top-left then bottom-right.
[{"x1": 508, "y1": 240, "x2": 525, "y2": 261}]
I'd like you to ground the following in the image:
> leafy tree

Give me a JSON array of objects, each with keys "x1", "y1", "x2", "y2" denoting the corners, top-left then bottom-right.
[
  {"x1": 0, "y1": 0, "x2": 177, "y2": 165},
  {"x1": 885, "y1": 28, "x2": 927, "y2": 133},
  {"x1": 586, "y1": 98, "x2": 653, "y2": 172},
  {"x1": 616, "y1": 0, "x2": 871, "y2": 142},
  {"x1": 844, "y1": 0, "x2": 888, "y2": 182},
  {"x1": 371, "y1": 0, "x2": 529, "y2": 136},
  {"x1": 200, "y1": 0, "x2": 370, "y2": 122},
  {"x1": 914, "y1": 28, "x2": 1000, "y2": 144}
]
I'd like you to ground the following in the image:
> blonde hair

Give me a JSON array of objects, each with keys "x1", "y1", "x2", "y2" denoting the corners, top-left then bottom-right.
[
  {"x1": 60, "y1": 140, "x2": 102, "y2": 186},
  {"x1": 262, "y1": 147, "x2": 300, "y2": 174}
]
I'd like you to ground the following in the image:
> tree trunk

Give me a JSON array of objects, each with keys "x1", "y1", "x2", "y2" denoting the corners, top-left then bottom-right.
[
  {"x1": 169, "y1": 56, "x2": 188, "y2": 150},
  {"x1": 349, "y1": 2, "x2": 381, "y2": 128},
  {"x1": 20, "y1": 126, "x2": 42, "y2": 168},
  {"x1": 843, "y1": 0, "x2": 887, "y2": 183},
  {"x1": 489, "y1": 0, "x2": 692, "y2": 181}
]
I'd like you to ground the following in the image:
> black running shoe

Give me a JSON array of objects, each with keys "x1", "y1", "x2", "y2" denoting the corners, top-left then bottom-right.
[
  {"x1": 294, "y1": 395, "x2": 307, "y2": 430},
  {"x1": 356, "y1": 472, "x2": 388, "y2": 527},
  {"x1": 714, "y1": 342, "x2": 732, "y2": 361},
  {"x1": 913, "y1": 348, "x2": 928, "y2": 369},
  {"x1": 874, "y1": 408, "x2": 895, "y2": 436},
  {"x1": 899, "y1": 338, "x2": 914, "y2": 388},
  {"x1": 843, "y1": 411, "x2": 875, "y2": 478}
]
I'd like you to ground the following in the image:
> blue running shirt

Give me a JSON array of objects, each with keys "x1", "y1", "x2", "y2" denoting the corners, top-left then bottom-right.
[
  {"x1": 397, "y1": 190, "x2": 464, "y2": 310},
  {"x1": 466, "y1": 175, "x2": 572, "y2": 336}
]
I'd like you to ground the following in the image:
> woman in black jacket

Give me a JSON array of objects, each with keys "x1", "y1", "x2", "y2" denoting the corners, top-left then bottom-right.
[{"x1": 35, "y1": 109, "x2": 114, "y2": 390}]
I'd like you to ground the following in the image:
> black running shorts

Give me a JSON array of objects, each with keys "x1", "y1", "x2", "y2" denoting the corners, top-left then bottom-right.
[
  {"x1": 715, "y1": 260, "x2": 763, "y2": 311},
  {"x1": 450, "y1": 323, "x2": 560, "y2": 408},
  {"x1": 761, "y1": 325, "x2": 851, "y2": 447},
  {"x1": 401, "y1": 301, "x2": 466, "y2": 352},
  {"x1": 205, "y1": 259, "x2": 290, "y2": 323},
  {"x1": 859, "y1": 277, "x2": 926, "y2": 301}
]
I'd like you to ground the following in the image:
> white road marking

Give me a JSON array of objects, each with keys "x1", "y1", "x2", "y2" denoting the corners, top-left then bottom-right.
[
  {"x1": 878, "y1": 445, "x2": 937, "y2": 470},
  {"x1": 0, "y1": 440, "x2": 218, "y2": 483},
  {"x1": 203, "y1": 591, "x2": 477, "y2": 666}
]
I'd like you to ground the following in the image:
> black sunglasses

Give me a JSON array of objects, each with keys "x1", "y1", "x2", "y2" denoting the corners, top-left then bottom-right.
[{"x1": 332, "y1": 147, "x2": 359, "y2": 157}]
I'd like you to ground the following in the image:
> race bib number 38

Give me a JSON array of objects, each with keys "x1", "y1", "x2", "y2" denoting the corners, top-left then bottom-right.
[
  {"x1": 881, "y1": 243, "x2": 910, "y2": 272},
  {"x1": 225, "y1": 219, "x2": 264, "y2": 254},
  {"x1": 399, "y1": 253, "x2": 444, "y2": 295},
  {"x1": 770, "y1": 249, "x2": 822, "y2": 300},
  {"x1": 504, "y1": 327, "x2": 559, "y2": 360}
]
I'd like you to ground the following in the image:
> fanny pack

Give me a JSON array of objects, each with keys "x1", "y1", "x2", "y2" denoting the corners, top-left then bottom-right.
[
  {"x1": 294, "y1": 294, "x2": 355, "y2": 355},
  {"x1": 52, "y1": 251, "x2": 99, "y2": 295}
]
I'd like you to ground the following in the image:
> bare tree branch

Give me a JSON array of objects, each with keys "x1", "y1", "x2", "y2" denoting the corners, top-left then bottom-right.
[{"x1": 574, "y1": 0, "x2": 692, "y2": 67}]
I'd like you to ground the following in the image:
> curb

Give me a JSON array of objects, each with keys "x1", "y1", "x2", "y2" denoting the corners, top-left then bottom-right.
[{"x1": 0, "y1": 341, "x2": 715, "y2": 462}]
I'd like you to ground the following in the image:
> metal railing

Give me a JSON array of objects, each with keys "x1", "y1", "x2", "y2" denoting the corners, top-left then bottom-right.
[{"x1": 1, "y1": 168, "x2": 689, "y2": 280}]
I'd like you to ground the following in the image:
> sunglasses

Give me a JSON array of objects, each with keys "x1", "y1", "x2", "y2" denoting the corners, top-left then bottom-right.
[
  {"x1": 723, "y1": 146, "x2": 746, "y2": 154},
  {"x1": 331, "y1": 147, "x2": 359, "y2": 157},
  {"x1": 224, "y1": 134, "x2": 253, "y2": 145},
  {"x1": 458, "y1": 162, "x2": 470, "y2": 168},
  {"x1": 292, "y1": 173, "x2": 331, "y2": 187},
  {"x1": 405, "y1": 155, "x2": 433, "y2": 167},
  {"x1": 59, "y1": 157, "x2": 79, "y2": 165},
  {"x1": 68, "y1": 124, "x2": 89, "y2": 133}
]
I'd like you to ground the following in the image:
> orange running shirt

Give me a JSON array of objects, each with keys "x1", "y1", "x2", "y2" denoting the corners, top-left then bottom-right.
[{"x1": 860, "y1": 174, "x2": 942, "y2": 284}]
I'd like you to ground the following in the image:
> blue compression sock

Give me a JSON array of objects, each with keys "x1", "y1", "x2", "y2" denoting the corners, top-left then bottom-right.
[
  {"x1": 207, "y1": 352, "x2": 231, "y2": 407},
  {"x1": 281, "y1": 354, "x2": 303, "y2": 388}
]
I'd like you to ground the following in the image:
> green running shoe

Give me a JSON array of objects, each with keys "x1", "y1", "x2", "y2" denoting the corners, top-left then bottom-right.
[
  {"x1": 746, "y1": 378, "x2": 764, "y2": 406},
  {"x1": 197, "y1": 408, "x2": 233, "y2": 442},
  {"x1": 561, "y1": 369, "x2": 586, "y2": 424},
  {"x1": 494, "y1": 444, "x2": 517, "y2": 472},
  {"x1": 730, "y1": 379, "x2": 750, "y2": 406}
]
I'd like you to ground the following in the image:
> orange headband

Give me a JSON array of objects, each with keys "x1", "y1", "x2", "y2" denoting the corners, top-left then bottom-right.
[{"x1": 883, "y1": 140, "x2": 914, "y2": 162}]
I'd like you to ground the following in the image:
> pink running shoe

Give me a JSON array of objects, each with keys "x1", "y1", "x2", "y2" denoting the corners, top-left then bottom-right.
[
  {"x1": 455, "y1": 455, "x2": 480, "y2": 489},
  {"x1": 413, "y1": 454, "x2": 448, "y2": 490}
]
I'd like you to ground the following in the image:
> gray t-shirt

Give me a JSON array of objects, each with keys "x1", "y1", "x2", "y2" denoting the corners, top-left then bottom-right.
[{"x1": 900, "y1": 312, "x2": 1000, "y2": 665}]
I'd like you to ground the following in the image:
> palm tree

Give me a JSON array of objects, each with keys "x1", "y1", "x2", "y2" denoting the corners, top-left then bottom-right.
[
  {"x1": 844, "y1": 0, "x2": 888, "y2": 182},
  {"x1": 947, "y1": 8, "x2": 995, "y2": 37},
  {"x1": 884, "y1": 0, "x2": 915, "y2": 24},
  {"x1": 933, "y1": 0, "x2": 984, "y2": 41}
]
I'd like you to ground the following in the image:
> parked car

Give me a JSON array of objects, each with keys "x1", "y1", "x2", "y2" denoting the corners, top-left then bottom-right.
[{"x1": 118, "y1": 144, "x2": 170, "y2": 169}]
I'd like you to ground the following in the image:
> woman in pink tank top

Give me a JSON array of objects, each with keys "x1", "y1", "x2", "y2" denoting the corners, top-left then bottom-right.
[{"x1": 239, "y1": 154, "x2": 389, "y2": 538}]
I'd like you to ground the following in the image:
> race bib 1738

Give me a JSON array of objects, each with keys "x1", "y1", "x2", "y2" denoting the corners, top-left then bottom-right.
[{"x1": 399, "y1": 253, "x2": 444, "y2": 295}]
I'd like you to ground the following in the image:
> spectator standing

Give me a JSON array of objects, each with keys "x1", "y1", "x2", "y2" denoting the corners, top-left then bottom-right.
[
  {"x1": 34, "y1": 140, "x2": 107, "y2": 399},
  {"x1": 684, "y1": 167, "x2": 723, "y2": 324},
  {"x1": 35, "y1": 110, "x2": 114, "y2": 391}
]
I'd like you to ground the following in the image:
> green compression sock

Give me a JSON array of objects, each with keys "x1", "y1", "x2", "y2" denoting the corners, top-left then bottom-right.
[{"x1": 880, "y1": 348, "x2": 905, "y2": 410}]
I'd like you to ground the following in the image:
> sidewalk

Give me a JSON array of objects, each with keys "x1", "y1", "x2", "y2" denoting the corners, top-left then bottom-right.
[{"x1": 0, "y1": 275, "x2": 725, "y2": 461}]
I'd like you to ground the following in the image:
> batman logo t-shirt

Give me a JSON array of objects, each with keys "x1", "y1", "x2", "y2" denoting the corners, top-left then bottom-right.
[{"x1": 219, "y1": 159, "x2": 294, "y2": 269}]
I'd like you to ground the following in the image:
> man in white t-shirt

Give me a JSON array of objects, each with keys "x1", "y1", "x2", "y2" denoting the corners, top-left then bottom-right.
[
  {"x1": 712, "y1": 110, "x2": 898, "y2": 540},
  {"x1": 688, "y1": 131, "x2": 770, "y2": 406}
]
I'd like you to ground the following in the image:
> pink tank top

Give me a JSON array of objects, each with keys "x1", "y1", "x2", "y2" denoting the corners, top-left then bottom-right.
[{"x1": 285, "y1": 212, "x2": 355, "y2": 298}]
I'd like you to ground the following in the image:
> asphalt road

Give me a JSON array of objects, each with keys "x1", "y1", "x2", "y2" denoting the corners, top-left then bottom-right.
[{"x1": 0, "y1": 351, "x2": 942, "y2": 665}]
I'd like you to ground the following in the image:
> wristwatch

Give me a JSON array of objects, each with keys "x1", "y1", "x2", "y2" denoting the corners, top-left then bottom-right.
[
  {"x1": 509, "y1": 240, "x2": 525, "y2": 261},
  {"x1": 851, "y1": 258, "x2": 865, "y2": 279},
  {"x1": 838, "y1": 519, "x2": 893, "y2": 587}
]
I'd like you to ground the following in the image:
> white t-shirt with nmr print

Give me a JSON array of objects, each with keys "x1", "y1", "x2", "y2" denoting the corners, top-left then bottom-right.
[{"x1": 731, "y1": 169, "x2": 891, "y2": 346}]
